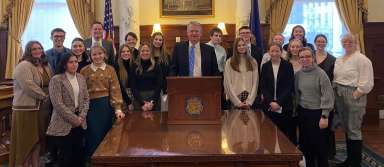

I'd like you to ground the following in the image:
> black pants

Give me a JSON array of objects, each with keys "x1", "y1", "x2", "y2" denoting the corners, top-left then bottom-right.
[
  {"x1": 51, "y1": 127, "x2": 86, "y2": 167},
  {"x1": 326, "y1": 111, "x2": 336, "y2": 159},
  {"x1": 298, "y1": 106, "x2": 329, "y2": 167}
]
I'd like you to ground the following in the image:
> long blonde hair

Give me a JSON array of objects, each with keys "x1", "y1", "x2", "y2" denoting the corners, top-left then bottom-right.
[
  {"x1": 150, "y1": 32, "x2": 170, "y2": 65},
  {"x1": 117, "y1": 44, "x2": 134, "y2": 87},
  {"x1": 135, "y1": 42, "x2": 155, "y2": 75},
  {"x1": 287, "y1": 39, "x2": 303, "y2": 61},
  {"x1": 230, "y1": 38, "x2": 255, "y2": 72}
]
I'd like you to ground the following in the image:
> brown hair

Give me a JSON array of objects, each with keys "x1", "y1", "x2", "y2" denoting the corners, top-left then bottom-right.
[
  {"x1": 91, "y1": 21, "x2": 103, "y2": 29},
  {"x1": 238, "y1": 25, "x2": 251, "y2": 33},
  {"x1": 298, "y1": 47, "x2": 315, "y2": 57},
  {"x1": 230, "y1": 38, "x2": 256, "y2": 72},
  {"x1": 117, "y1": 44, "x2": 134, "y2": 87},
  {"x1": 150, "y1": 32, "x2": 170, "y2": 65},
  {"x1": 20, "y1": 40, "x2": 48, "y2": 66},
  {"x1": 268, "y1": 42, "x2": 283, "y2": 52},
  {"x1": 209, "y1": 27, "x2": 223, "y2": 36},
  {"x1": 288, "y1": 25, "x2": 308, "y2": 45},
  {"x1": 135, "y1": 42, "x2": 155, "y2": 75},
  {"x1": 124, "y1": 32, "x2": 138, "y2": 41}
]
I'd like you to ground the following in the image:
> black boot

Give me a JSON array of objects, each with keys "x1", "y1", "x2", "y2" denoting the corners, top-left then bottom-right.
[
  {"x1": 349, "y1": 140, "x2": 362, "y2": 167},
  {"x1": 334, "y1": 139, "x2": 351, "y2": 167}
]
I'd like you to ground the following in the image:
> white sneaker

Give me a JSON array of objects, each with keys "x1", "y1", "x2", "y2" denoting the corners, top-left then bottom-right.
[{"x1": 298, "y1": 156, "x2": 306, "y2": 167}]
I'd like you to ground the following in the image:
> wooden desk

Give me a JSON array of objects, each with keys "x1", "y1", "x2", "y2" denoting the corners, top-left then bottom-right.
[
  {"x1": 92, "y1": 111, "x2": 302, "y2": 167},
  {"x1": 0, "y1": 85, "x2": 13, "y2": 163}
]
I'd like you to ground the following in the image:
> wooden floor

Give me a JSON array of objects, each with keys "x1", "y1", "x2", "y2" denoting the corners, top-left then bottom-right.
[{"x1": 336, "y1": 120, "x2": 384, "y2": 157}]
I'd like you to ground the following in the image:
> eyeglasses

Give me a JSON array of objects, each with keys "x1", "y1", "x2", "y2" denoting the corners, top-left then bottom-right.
[
  {"x1": 299, "y1": 55, "x2": 312, "y2": 59},
  {"x1": 240, "y1": 31, "x2": 251, "y2": 34},
  {"x1": 53, "y1": 35, "x2": 65, "y2": 38}
]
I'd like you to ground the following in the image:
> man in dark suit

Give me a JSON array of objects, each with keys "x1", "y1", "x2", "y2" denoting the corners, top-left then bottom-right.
[
  {"x1": 84, "y1": 21, "x2": 115, "y2": 66},
  {"x1": 170, "y1": 21, "x2": 219, "y2": 76},
  {"x1": 238, "y1": 26, "x2": 263, "y2": 69}
]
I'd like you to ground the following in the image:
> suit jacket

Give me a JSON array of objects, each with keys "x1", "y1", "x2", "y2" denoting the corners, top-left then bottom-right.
[
  {"x1": 46, "y1": 73, "x2": 90, "y2": 136},
  {"x1": 45, "y1": 47, "x2": 71, "y2": 74},
  {"x1": 260, "y1": 59, "x2": 294, "y2": 112},
  {"x1": 84, "y1": 38, "x2": 115, "y2": 66},
  {"x1": 169, "y1": 41, "x2": 219, "y2": 76},
  {"x1": 250, "y1": 44, "x2": 263, "y2": 70}
]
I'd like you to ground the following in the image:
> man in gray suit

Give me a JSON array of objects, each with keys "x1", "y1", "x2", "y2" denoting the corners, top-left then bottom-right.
[{"x1": 84, "y1": 21, "x2": 115, "y2": 66}]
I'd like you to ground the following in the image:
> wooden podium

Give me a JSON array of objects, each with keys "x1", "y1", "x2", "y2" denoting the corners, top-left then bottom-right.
[{"x1": 167, "y1": 76, "x2": 222, "y2": 124}]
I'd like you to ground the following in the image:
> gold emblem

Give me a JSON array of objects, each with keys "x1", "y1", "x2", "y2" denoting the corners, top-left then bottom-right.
[{"x1": 185, "y1": 97, "x2": 203, "y2": 116}]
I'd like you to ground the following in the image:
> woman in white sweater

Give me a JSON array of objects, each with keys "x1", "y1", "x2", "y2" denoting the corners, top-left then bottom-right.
[{"x1": 224, "y1": 38, "x2": 258, "y2": 109}]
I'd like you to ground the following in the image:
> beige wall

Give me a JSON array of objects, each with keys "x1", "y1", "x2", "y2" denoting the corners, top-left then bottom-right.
[
  {"x1": 99, "y1": 0, "x2": 263, "y2": 25},
  {"x1": 97, "y1": 0, "x2": 384, "y2": 25},
  {"x1": 96, "y1": 0, "x2": 237, "y2": 25},
  {"x1": 368, "y1": 0, "x2": 384, "y2": 22}
]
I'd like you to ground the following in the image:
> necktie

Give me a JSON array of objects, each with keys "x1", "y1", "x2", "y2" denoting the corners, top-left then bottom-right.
[{"x1": 189, "y1": 45, "x2": 195, "y2": 76}]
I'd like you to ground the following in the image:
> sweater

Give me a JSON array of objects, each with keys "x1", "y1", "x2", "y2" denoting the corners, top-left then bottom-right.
[
  {"x1": 12, "y1": 61, "x2": 52, "y2": 111},
  {"x1": 80, "y1": 64, "x2": 123, "y2": 111},
  {"x1": 224, "y1": 57, "x2": 259, "y2": 107},
  {"x1": 129, "y1": 60, "x2": 163, "y2": 105},
  {"x1": 294, "y1": 65, "x2": 334, "y2": 116}
]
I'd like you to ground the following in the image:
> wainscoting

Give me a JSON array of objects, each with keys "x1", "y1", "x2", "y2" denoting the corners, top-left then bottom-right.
[
  {"x1": 364, "y1": 22, "x2": 384, "y2": 124},
  {"x1": 0, "y1": 85, "x2": 12, "y2": 163}
]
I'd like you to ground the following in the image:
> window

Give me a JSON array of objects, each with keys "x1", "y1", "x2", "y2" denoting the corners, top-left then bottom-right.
[
  {"x1": 22, "y1": 0, "x2": 80, "y2": 50},
  {"x1": 283, "y1": 0, "x2": 347, "y2": 56}
]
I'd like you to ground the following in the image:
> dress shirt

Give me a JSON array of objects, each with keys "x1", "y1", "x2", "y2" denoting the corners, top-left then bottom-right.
[
  {"x1": 247, "y1": 43, "x2": 252, "y2": 56},
  {"x1": 272, "y1": 62, "x2": 280, "y2": 99},
  {"x1": 92, "y1": 37, "x2": 103, "y2": 47},
  {"x1": 334, "y1": 51, "x2": 374, "y2": 94},
  {"x1": 206, "y1": 41, "x2": 227, "y2": 72},
  {"x1": 189, "y1": 41, "x2": 202, "y2": 76}
]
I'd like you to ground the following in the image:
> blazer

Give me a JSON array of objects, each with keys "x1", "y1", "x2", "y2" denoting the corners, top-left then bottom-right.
[
  {"x1": 250, "y1": 44, "x2": 263, "y2": 70},
  {"x1": 46, "y1": 73, "x2": 90, "y2": 136},
  {"x1": 169, "y1": 41, "x2": 219, "y2": 76},
  {"x1": 84, "y1": 38, "x2": 115, "y2": 66},
  {"x1": 45, "y1": 47, "x2": 71, "y2": 74},
  {"x1": 12, "y1": 61, "x2": 52, "y2": 111},
  {"x1": 260, "y1": 59, "x2": 294, "y2": 112}
]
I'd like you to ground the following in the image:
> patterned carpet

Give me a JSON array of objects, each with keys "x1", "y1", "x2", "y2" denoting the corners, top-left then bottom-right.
[{"x1": 334, "y1": 141, "x2": 384, "y2": 167}]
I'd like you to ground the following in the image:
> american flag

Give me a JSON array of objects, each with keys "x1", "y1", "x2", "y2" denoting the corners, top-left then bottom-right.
[{"x1": 103, "y1": 0, "x2": 115, "y2": 47}]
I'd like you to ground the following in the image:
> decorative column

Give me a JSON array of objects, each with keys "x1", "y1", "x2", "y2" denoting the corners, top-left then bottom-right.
[
  {"x1": 119, "y1": 0, "x2": 140, "y2": 47},
  {"x1": 236, "y1": 0, "x2": 252, "y2": 35}
]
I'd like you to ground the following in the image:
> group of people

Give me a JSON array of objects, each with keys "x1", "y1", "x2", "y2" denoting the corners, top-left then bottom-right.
[{"x1": 9, "y1": 20, "x2": 373, "y2": 167}]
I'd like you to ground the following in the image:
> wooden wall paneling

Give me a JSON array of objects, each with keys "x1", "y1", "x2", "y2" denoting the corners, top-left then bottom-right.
[
  {"x1": 0, "y1": 85, "x2": 13, "y2": 163},
  {"x1": 139, "y1": 24, "x2": 270, "y2": 54},
  {"x1": 364, "y1": 22, "x2": 384, "y2": 124},
  {"x1": 0, "y1": 29, "x2": 8, "y2": 82}
]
